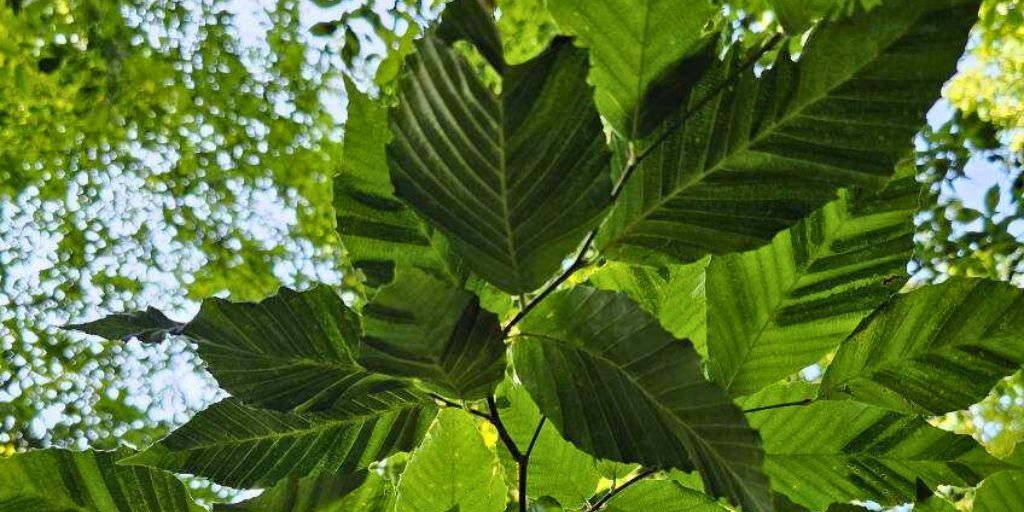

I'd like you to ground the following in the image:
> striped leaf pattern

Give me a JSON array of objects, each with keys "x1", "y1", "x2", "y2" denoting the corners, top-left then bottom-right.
[
  {"x1": 820, "y1": 278, "x2": 1024, "y2": 414},
  {"x1": 548, "y1": 0, "x2": 716, "y2": 139},
  {"x1": 396, "y1": 409, "x2": 507, "y2": 512},
  {"x1": 706, "y1": 172, "x2": 918, "y2": 396},
  {"x1": 388, "y1": 34, "x2": 611, "y2": 293},
  {"x1": 512, "y1": 287, "x2": 770, "y2": 512},
  {"x1": 589, "y1": 257, "x2": 709, "y2": 355},
  {"x1": 124, "y1": 398, "x2": 436, "y2": 488},
  {"x1": 0, "y1": 448, "x2": 201, "y2": 512},
  {"x1": 181, "y1": 285, "x2": 422, "y2": 416},
  {"x1": 743, "y1": 383, "x2": 1008, "y2": 510},
  {"x1": 217, "y1": 470, "x2": 396, "y2": 512},
  {"x1": 597, "y1": 0, "x2": 978, "y2": 266},
  {"x1": 360, "y1": 268, "x2": 506, "y2": 400},
  {"x1": 334, "y1": 78, "x2": 461, "y2": 288}
]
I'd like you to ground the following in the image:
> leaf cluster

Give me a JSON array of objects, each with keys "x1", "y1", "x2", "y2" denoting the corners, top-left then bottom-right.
[{"x1": 7, "y1": 0, "x2": 1024, "y2": 511}]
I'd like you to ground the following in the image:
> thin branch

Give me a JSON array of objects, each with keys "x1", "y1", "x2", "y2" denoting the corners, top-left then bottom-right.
[
  {"x1": 502, "y1": 32, "x2": 786, "y2": 334},
  {"x1": 743, "y1": 398, "x2": 813, "y2": 414},
  {"x1": 587, "y1": 468, "x2": 658, "y2": 511},
  {"x1": 487, "y1": 396, "x2": 523, "y2": 460},
  {"x1": 525, "y1": 417, "x2": 546, "y2": 459},
  {"x1": 427, "y1": 392, "x2": 490, "y2": 420}
]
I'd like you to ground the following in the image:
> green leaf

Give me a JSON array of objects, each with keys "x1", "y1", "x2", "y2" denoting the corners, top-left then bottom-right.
[
  {"x1": 388, "y1": 35, "x2": 611, "y2": 293},
  {"x1": 360, "y1": 268, "x2": 506, "y2": 400},
  {"x1": 310, "y1": 21, "x2": 339, "y2": 37},
  {"x1": 0, "y1": 448, "x2": 202, "y2": 512},
  {"x1": 495, "y1": 381, "x2": 604, "y2": 506},
  {"x1": 706, "y1": 172, "x2": 918, "y2": 395},
  {"x1": 769, "y1": 0, "x2": 839, "y2": 32},
  {"x1": 437, "y1": 0, "x2": 506, "y2": 72},
  {"x1": 744, "y1": 384, "x2": 1007, "y2": 510},
  {"x1": 597, "y1": 0, "x2": 978, "y2": 266},
  {"x1": 604, "y1": 479, "x2": 728, "y2": 511},
  {"x1": 68, "y1": 307, "x2": 181, "y2": 343},
  {"x1": 396, "y1": 409, "x2": 506, "y2": 512},
  {"x1": 548, "y1": 0, "x2": 717, "y2": 139},
  {"x1": 124, "y1": 398, "x2": 435, "y2": 488},
  {"x1": 512, "y1": 287, "x2": 770, "y2": 512},
  {"x1": 182, "y1": 285, "x2": 429, "y2": 415},
  {"x1": 334, "y1": 78, "x2": 461, "y2": 287},
  {"x1": 216, "y1": 470, "x2": 396, "y2": 512},
  {"x1": 975, "y1": 462, "x2": 1024, "y2": 512},
  {"x1": 820, "y1": 278, "x2": 1024, "y2": 414},
  {"x1": 589, "y1": 258, "x2": 709, "y2": 355}
]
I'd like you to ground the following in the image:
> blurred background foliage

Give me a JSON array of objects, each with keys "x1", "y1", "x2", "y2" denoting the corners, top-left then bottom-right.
[{"x1": 0, "y1": 0, "x2": 1021, "y2": 497}]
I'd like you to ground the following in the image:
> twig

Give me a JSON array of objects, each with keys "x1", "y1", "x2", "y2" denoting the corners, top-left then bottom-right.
[
  {"x1": 427, "y1": 392, "x2": 490, "y2": 420},
  {"x1": 587, "y1": 468, "x2": 658, "y2": 511},
  {"x1": 487, "y1": 396, "x2": 523, "y2": 460},
  {"x1": 525, "y1": 417, "x2": 546, "y2": 459},
  {"x1": 502, "y1": 32, "x2": 786, "y2": 334},
  {"x1": 743, "y1": 398, "x2": 813, "y2": 414}
]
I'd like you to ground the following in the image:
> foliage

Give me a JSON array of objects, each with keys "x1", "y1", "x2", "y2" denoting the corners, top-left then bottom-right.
[{"x1": 4, "y1": 0, "x2": 1024, "y2": 512}]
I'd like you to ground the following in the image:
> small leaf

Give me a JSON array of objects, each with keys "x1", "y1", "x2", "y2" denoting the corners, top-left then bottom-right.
[
  {"x1": 310, "y1": 21, "x2": 339, "y2": 36},
  {"x1": 68, "y1": 307, "x2": 181, "y2": 343},
  {"x1": 985, "y1": 184, "x2": 1001, "y2": 213},
  {"x1": 436, "y1": 0, "x2": 505, "y2": 72}
]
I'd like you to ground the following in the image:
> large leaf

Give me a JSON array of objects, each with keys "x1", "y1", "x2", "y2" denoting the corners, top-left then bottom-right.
[
  {"x1": 604, "y1": 479, "x2": 728, "y2": 511},
  {"x1": 360, "y1": 267, "x2": 506, "y2": 400},
  {"x1": 974, "y1": 446, "x2": 1024, "y2": 512},
  {"x1": 181, "y1": 285, "x2": 425, "y2": 415},
  {"x1": 548, "y1": 0, "x2": 717, "y2": 139},
  {"x1": 597, "y1": 0, "x2": 978, "y2": 266},
  {"x1": 0, "y1": 448, "x2": 201, "y2": 512},
  {"x1": 216, "y1": 470, "x2": 396, "y2": 512},
  {"x1": 124, "y1": 398, "x2": 435, "y2": 488},
  {"x1": 436, "y1": 0, "x2": 505, "y2": 72},
  {"x1": 512, "y1": 287, "x2": 770, "y2": 512},
  {"x1": 589, "y1": 257, "x2": 709, "y2": 355},
  {"x1": 742, "y1": 382, "x2": 1007, "y2": 510},
  {"x1": 495, "y1": 380, "x2": 604, "y2": 507},
  {"x1": 706, "y1": 171, "x2": 917, "y2": 396},
  {"x1": 396, "y1": 409, "x2": 506, "y2": 512},
  {"x1": 820, "y1": 278, "x2": 1024, "y2": 414},
  {"x1": 334, "y1": 78, "x2": 460, "y2": 287},
  {"x1": 388, "y1": 34, "x2": 611, "y2": 293}
]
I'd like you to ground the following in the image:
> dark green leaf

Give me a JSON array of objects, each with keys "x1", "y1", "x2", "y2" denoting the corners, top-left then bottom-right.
[
  {"x1": 388, "y1": 36, "x2": 611, "y2": 293},
  {"x1": 310, "y1": 21, "x2": 339, "y2": 36},
  {"x1": 548, "y1": 0, "x2": 718, "y2": 139},
  {"x1": 123, "y1": 398, "x2": 436, "y2": 488},
  {"x1": 706, "y1": 172, "x2": 918, "y2": 395},
  {"x1": 820, "y1": 278, "x2": 1024, "y2": 414},
  {"x1": 598, "y1": 0, "x2": 978, "y2": 266},
  {"x1": 395, "y1": 409, "x2": 506, "y2": 512},
  {"x1": 68, "y1": 307, "x2": 181, "y2": 343},
  {"x1": 334, "y1": 78, "x2": 462, "y2": 287},
  {"x1": 360, "y1": 268, "x2": 506, "y2": 400},
  {"x1": 512, "y1": 287, "x2": 770, "y2": 512},
  {"x1": 181, "y1": 285, "x2": 426, "y2": 415},
  {"x1": 0, "y1": 448, "x2": 202, "y2": 512},
  {"x1": 743, "y1": 382, "x2": 1007, "y2": 510}
]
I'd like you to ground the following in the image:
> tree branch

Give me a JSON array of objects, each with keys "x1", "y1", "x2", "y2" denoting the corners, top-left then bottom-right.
[
  {"x1": 427, "y1": 392, "x2": 491, "y2": 420},
  {"x1": 501, "y1": 32, "x2": 786, "y2": 334},
  {"x1": 587, "y1": 468, "x2": 658, "y2": 511}
]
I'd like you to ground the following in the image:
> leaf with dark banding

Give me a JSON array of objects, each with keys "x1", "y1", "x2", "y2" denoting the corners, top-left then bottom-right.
[{"x1": 513, "y1": 287, "x2": 771, "y2": 512}]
